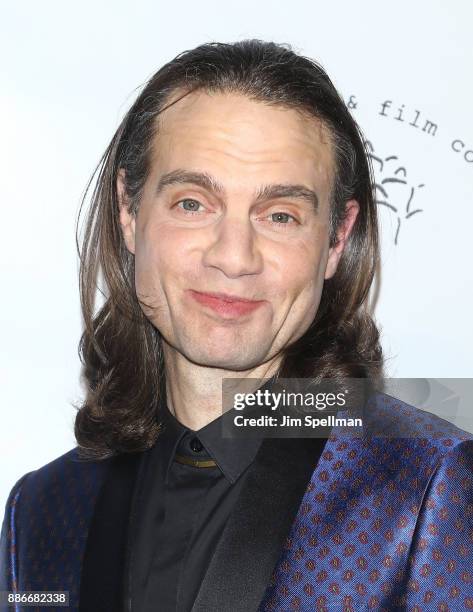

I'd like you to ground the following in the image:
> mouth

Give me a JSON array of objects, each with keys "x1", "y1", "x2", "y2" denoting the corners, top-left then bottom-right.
[{"x1": 187, "y1": 290, "x2": 266, "y2": 318}]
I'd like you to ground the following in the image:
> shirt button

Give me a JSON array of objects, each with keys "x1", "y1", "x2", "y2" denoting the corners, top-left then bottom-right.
[{"x1": 190, "y1": 437, "x2": 203, "y2": 453}]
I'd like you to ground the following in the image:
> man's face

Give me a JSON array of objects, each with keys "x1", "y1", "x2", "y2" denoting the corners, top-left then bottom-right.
[{"x1": 118, "y1": 90, "x2": 356, "y2": 371}]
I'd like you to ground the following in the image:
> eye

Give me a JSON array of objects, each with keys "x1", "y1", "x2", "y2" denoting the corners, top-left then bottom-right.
[
  {"x1": 175, "y1": 198, "x2": 204, "y2": 214},
  {"x1": 269, "y1": 211, "x2": 298, "y2": 224}
]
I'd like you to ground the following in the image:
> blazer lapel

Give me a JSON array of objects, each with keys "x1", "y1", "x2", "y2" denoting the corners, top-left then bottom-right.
[
  {"x1": 191, "y1": 436, "x2": 328, "y2": 612},
  {"x1": 79, "y1": 451, "x2": 144, "y2": 612}
]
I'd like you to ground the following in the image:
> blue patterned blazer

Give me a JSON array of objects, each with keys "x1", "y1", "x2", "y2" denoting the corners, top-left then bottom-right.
[{"x1": 1, "y1": 392, "x2": 473, "y2": 611}]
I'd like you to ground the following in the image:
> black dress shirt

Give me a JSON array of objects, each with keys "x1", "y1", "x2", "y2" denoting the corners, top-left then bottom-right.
[{"x1": 129, "y1": 402, "x2": 263, "y2": 612}]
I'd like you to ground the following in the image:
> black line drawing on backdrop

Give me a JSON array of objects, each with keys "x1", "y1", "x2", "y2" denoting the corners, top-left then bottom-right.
[{"x1": 365, "y1": 140, "x2": 425, "y2": 245}]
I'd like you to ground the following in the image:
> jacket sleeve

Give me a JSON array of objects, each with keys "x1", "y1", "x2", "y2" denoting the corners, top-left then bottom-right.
[
  {"x1": 0, "y1": 473, "x2": 33, "y2": 598},
  {"x1": 403, "y1": 439, "x2": 473, "y2": 609}
]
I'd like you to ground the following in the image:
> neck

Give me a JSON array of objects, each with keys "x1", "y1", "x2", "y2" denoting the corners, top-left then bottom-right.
[{"x1": 163, "y1": 344, "x2": 282, "y2": 430}]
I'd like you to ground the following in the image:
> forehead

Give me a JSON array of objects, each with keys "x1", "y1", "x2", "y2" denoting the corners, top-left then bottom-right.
[{"x1": 150, "y1": 90, "x2": 335, "y2": 197}]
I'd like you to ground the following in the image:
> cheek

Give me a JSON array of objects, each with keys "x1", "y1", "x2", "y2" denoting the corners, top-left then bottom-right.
[
  {"x1": 133, "y1": 221, "x2": 166, "y2": 291},
  {"x1": 134, "y1": 221, "x2": 199, "y2": 293},
  {"x1": 276, "y1": 231, "x2": 329, "y2": 295}
]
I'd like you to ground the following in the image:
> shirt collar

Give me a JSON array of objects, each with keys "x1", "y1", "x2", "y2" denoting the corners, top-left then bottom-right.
[{"x1": 158, "y1": 401, "x2": 262, "y2": 485}]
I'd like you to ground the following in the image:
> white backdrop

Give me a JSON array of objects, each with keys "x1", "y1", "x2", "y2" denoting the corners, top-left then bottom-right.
[{"x1": 1, "y1": 0, "x2": 472, "y2": 510}]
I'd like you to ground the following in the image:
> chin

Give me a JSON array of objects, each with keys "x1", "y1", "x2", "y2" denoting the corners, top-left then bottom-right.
[{"x1": 186, "y1": 346, "x2": 264, "y2": 372}]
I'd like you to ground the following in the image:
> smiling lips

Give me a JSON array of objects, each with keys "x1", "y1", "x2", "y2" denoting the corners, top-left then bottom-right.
[{"x1": 188, "y1": 290, "x2": 265, "y2": 318}]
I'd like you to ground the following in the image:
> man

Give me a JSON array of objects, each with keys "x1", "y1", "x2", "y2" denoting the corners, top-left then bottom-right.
[{"x1": 1, "y1": 40, "x2": 472, "y2": 611}]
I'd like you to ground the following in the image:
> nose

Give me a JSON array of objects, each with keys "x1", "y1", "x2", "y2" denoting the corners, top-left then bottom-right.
[{"x1": 201, "y1": 215, "x2": 263, "y2": 278}]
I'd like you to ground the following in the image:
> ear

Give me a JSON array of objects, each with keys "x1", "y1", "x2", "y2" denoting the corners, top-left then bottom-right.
[
  {"x1": 117, "y1": 168, "x2": 136, "y2": 255},
  {"x1": 324, "y1": 199, "x2": 360, "y2": 280}
]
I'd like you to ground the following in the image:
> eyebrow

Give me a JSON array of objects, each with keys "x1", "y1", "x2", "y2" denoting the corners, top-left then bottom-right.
[{"x1": 155, "y1": 169, "x2": 319, "y2": 213}]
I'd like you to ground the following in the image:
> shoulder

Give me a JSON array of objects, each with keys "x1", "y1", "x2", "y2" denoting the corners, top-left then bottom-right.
[
  {"x1": 323, "y1": 391, "x2": 473, "y2": 487},
  {"x1": 0, "y1": 449, "x2": 115, "y2": 596},
  {"x1": 3, "y1": 447, "x2": 110, "y2": 519},
  {"x1": 365, "y1": 390, "x2": 473, "y2": 445},
  {"x1": 1, "y1": 448, "x2": 111, "y2": 571},
  {"x1": 0, "y1": 447, "x2": 111, "y2": 591},
  {"x1": 320, "y1": 391, "x2": 473, "y2": 512},
  {"x1": 361, "y1": 391, "x2": 473, "y2": 487}
]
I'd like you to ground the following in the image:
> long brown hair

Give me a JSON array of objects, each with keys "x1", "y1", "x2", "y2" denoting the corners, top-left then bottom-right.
[{"x1": 74, "y1": 39, "x2": 384, "y2": 459}]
